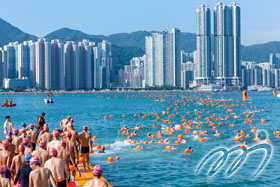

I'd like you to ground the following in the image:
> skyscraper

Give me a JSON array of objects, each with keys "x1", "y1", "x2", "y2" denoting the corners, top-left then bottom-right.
[
  {"x1": 4, "y1": 42, "x2": 18, "y2": 79},
  {"x1": 214, "y1": 2, "x2": 241, "y2": 86},
  {"x1": 50, "y1": 40, "x2": 64, "y2": 89},
  {"x1": 64, "y1": 41, "x2": 79, "y2": 90},
  {"x1": 144, "y1": 28, "x2": 181, "y2": 88},
  {"x1": 195, "y1": 4, "x2": 212, "y2": 85}
]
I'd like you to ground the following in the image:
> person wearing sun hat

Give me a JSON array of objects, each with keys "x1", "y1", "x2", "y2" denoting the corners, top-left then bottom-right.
[{"x1": 84, "y1": 165, "x2": 108, "y2": 187}]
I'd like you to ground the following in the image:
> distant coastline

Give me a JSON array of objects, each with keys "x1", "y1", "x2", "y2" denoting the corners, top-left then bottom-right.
[{"x1": 0, "y1": 89, "x2": 243, "y2": 95}]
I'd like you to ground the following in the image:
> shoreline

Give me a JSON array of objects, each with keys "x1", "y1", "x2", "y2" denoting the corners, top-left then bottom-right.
[{"x1": 0, "y1": 89, "x2": 244, "y2": 95}]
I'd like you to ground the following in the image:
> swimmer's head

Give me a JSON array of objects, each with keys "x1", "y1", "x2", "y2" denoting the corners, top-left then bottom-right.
[
  {"x1": 19, "y1": 144, "x2": 25, "y2": 152},
  {"x1": 30, "y1": 156, "x2": 40, "y2": 167},
  {"x1": 66, "y1": 131, "x2": 72, "y2": 138},
  {"x1": 29, "y1": 124, "x2": 34, "y2": 129},
  {"x1": 24, "y1": 153, "x2": 32, "y2": 163},
  {"x1": 21, "y1": 128, "x2": 27, "y2": 133},
  {"x1": 23, "y1": 138, "x2": 29, "y2": 145},
  {"x1": 13, "y1": 128, "x2": 19, "y2": 135},
  {"x1": 67, "y1": 115, "x2": 71, "y2": 119},
  {"x1": 101, "y1": 146, "x2": 105, "y2": 151},
  {"x1": 22, "y1": 122, "x2": 26, "y2": 128},
  {"x1": 3, "y1": 140, "x2": 9, "y2": 148},
  {"x1": 6, "y1": 135, "x2": 12, "y2": 142},
  {"x1": 93, "y1": 165, "x2": 102, "y2": 176},
  {"x1": 60, "y1": 140, "x2": 66, "y2": 147},
  {"x1": 49, "y1": 148, "x2": 57, "y2": 157},
  {"x1": 39, "y1": 140, "x2": 46, "y2": 148},
  {"x1": 0, "y1": 165, "x2": 5, "y2": 173},
  {"x1": 52, "y1": 130, "x2": 60, "y2": 138},
  {"x1": 83, "y1": 125, "x2": 88, "y2": 131}
]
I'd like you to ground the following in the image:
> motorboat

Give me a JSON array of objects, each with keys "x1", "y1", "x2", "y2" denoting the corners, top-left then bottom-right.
[{"x1": 44, "y1": 98, "x2": 53, "y2": 103}]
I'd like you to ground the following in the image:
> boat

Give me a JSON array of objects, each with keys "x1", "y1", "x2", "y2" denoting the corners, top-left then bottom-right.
[
  {"x1": 45, "y1": 92, "x2": 54, "y2": 104},
  {"x1": 257, "y1": 87, "x2": 273, "y2": 92},
  {"x1": 44, "y1": 98, "x2": 53, "y2": 103},
  {"x1": 75, "y1": 163, "x2": 111, "y2": 187},
  {"x1": 1, "y1": 103, "x2": 16, "y2": 107},
  {"x1": 277, "y1": 93, "x2": 280, "y2": 98}
]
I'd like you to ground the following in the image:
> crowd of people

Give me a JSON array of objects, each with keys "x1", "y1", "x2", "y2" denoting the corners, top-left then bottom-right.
[{"x1": 1, "y1": 113, "x2": 108, "y2": 187}]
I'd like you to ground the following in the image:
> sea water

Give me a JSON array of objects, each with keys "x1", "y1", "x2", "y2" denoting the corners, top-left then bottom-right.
[{"x1": 0, "y1": 92, "x2": 279, "y2": 187}]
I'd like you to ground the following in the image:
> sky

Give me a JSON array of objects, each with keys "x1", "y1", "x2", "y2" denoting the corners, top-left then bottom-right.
[{"x1": 1, "y1": 0, "x2": 280, "y2": 46}]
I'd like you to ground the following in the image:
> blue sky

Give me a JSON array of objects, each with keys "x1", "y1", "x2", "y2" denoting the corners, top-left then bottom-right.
[{"x1": 1, "y1": 0, "x2": 280, "y2": 45}]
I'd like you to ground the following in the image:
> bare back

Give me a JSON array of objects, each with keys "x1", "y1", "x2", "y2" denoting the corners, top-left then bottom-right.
[
  {"x1": 29, "y1": 167, "x2": 52, "y2": 187},
  {"x1": 12, "y1": 136, "x2": 22, "y2": 153},
  {"x1": 10, "y1": 153, "x2": 25, "y2": 173},
  {"x1": 84, "y1": 178, "x2": 108, "y2": 187},
  {"x1": 44, "y1": 157, "x2": 69, "y2": 181},
  {"x1": 0, "y1": 177, "x2": 10, "y2": 187},
  {"x1": 32, "y1": 149, "x2": 49, "y2": 166},
  {"x1": 39, "y1": 132, "x2": 53, "y2": 144},
  {"x1": 57, "y1": 149, "x2": 71, "y2": 167},
  {"x1": 0, "y1": 150, "x2": 11, "y2": 167},
  {"x1": 79, "y1": 132, "x2": 91, "y2": 147}
]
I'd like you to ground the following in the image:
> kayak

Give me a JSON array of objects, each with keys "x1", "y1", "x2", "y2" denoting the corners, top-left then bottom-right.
[
  {"x1": 75, "y1": 163, "x2": 111, "y2": 187},
  {"x1": 1, "y1": 103, "x2": 16, "y2": 107}
]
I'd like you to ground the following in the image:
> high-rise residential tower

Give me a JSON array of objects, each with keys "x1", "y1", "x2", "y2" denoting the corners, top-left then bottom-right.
[
  {"x1": 195, "y1": 4, "x2": 212, "y2": 84},
  {"x1": 214, "y1": 2, "x2": 241, "y2": 86},
  {"x1": 144, "y1": 28, "x2": 181, "y2": 87},
  {"x1": 50, "y1": 40, "x2": 64, "y2": 89}
]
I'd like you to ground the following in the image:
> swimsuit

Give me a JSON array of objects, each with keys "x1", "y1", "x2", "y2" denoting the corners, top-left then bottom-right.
[{"x1": 81, "y1": 146, "x2": 89, "y2": 154}]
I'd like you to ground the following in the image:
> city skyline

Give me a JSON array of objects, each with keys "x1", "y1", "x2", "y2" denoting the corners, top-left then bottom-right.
[{"x1": 0, "y1": 0, "x2": 280, "y2": 45}]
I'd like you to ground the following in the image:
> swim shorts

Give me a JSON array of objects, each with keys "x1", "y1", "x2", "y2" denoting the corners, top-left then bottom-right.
[{"x1": 81, "y1": 146, "x2": 89, "y2": 154}]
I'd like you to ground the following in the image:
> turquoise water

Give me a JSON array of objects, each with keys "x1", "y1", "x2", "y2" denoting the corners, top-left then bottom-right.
[{"x1": 0, "y1": 92, "x2": 279, "y2": 187}]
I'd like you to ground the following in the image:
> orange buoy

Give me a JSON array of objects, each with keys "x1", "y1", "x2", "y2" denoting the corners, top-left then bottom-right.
[
  {"x1": 92, "y1": 136, "x2": 97, "y2": 140},
  {"x1": 184, "y1": 149, "x2": 192, "y2": 153},
  {"x1": 153, "y1": 124, "x2": 157, "y2": 128},
  {"x1": 79, "y1": 155, "x2": 85, "y2": 162},
  {"x1": 234, "y1": 137, "x2": 241, "y2": 142},
  {"x1": 130, "y1": 140, "x2": 136, "y2": 144},
  {"x1": 184, "y1": 129, "x2": 189, "y2": 133},
  {"x1": 96, "y1": 145, "x2": 101, "y2": 149},
  {"x1": 108, "y1": 156, "x2": 114, "y2": 163},
  {"x1": 104, "y1": 116, "x2": 108, "y2": 119},
  {"x1": 131, "y1": 133, "x2": 136, "y2": 137},
  {"x1": 136, "y1": 145, "x2": 142, "y2": 150},
  {"x1": 69, "y1": 165, "x2": 75, "y2": 172},
  {"x1": 109, "y1": 115, "x2": 113, "y2": 118},
  {"x1": 199, "y1": 138, "x2": 206, "y2": 142},
  {"x1": 90, "y1": 150, "x2": 95, "y2": 154},
  {"x1": 143, "y1": 141, "x2": 148, "y2": 145},
  {"x1": 169, "y1": 131, "x2": 174, "y2": 135},
  {"x1": 176, "y1": 140, "x2": 181, "y2": 145},
  {"x1": 67, "y1": 181, "x2": 76, "y2": 187},
  {"x1": 178, "y1": 134, "x2": 183, "y2": 139},
  {"x1": 261, "y1": 118, "x2": 266, "y2": 123},
  {"x1": 122, "y1": 114, "x2": 126, "y2": 117},
  {"x1": 240, "y1": 144, "x2": 246, "y2": 149},
  {"x1": 166, "y1": 145, "x2": 173, "y2": 150},
  {"x1": 215, "y1": 133, "x2": 221, "y2": 137},
  {"x1": 151, "y1": 135, "x2": 155, "y2": 139}
]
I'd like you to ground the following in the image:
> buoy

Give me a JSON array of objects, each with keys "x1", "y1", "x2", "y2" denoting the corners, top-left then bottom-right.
[
  {"x1": 261, "y1": 118, "x2": 266, "y2": 123},
  {"x1": 104, "y1": 116, "x2": 108, "y2": 119},
  {"x1": 67, "y1": 181, "x2": 76, "y2": 187},
  {"x1": 143, "y1": 141, "x2": 148, "y2": 145},
  {"x1": 96, "y1": 145, "x2": 101, "y2": 149},
  {"x1": 69, "y1": 165, "x2": 75, "y2": 172},
  {"x1": 184, "y1": 149, "x2": 192, "y2": 153},
  {"x1": 136, "y1": 145, "x2": 142, "y2": 150},
  {"x1": 108, "y1": 156, "x2": 114, "y2": 163},
  {"x1": 176, "y1": 140, "x2": 181, "y2": 145},
  {"x1": 151, "y1": 135, "x2": 155, "y2": 139},
  {"x1": 92, "y1": 136, "x2": 97, "y2": 140},
  {"x1": 240, "y1": 145, "x2": 246, "y2": 149},
  {"x1": 169, "y1": 131, "x2": 174, "y2": 135},
  {"x1": 166, "y1": 145, "x2": 173, "y2": 150},
  {"x1": 234, "y1": 137, "x2": 241, "y2": 142},
  {"x1": 199, "y1": 138, "x2": 206, "y2": 142},
  {"x1": 109, "y1": 115, "x2": 113, "y2": 118},
  {"x1": 153, "y1": 124, "x2": 157, "y2": 128},
  {"x1": 79, "y1": 155, "x2": 85, "y2": 162},
  {"x1": 178, "y1": 134, "x2": 183, "y2": 139},
  {"x1": 90, "y1": 150, "x2": 95, "y2": 154},
  {"x1": 130, "y1": 140, "x2": 136, "y2": 144}
]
